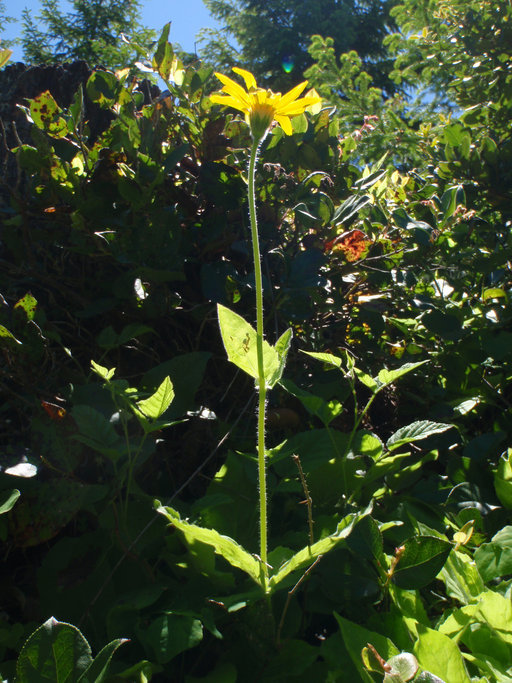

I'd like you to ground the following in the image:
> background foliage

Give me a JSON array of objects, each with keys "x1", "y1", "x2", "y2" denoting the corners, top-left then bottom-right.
[{"x1": 1, "y1": 0, "x2": 511, "y2": 681}]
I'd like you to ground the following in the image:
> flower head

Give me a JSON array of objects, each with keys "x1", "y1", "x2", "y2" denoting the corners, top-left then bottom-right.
[{"x1": 210, "y1": 67, "x2": 321, "y2": 139}]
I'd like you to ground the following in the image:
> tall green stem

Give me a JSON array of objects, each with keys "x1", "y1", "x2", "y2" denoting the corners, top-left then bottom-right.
[{"x1": 248, "y1": 136, "x2": 268, "y2": 578}]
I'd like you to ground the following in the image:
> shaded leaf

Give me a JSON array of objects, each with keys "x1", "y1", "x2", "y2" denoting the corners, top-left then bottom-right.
[
  {"x1": 0, "y1": 489, "x2": 20, "y2": 514},
  {"x1": 393, "y1": 536, "x2": 451, "y2": 589},
  {"x1": 16, "y1": 617, "x2": 93, "y2": 682}
]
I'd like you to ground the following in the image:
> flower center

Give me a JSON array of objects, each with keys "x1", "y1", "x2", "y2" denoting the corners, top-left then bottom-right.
[{"x1": 249, "y1": 102, "x2": 276, "y2": 139}]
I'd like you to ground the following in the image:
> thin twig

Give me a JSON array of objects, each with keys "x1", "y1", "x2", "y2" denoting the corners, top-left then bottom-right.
[
  {"x1": 276, "y1": 555, "x2": 323, "y2": 646},
  {"x1": 292, "y1": 454, "x2": 314, "y2": 546}
]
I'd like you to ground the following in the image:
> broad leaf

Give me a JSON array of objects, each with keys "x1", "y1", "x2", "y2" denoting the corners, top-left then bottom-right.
[
  {"x1": 14, "y1": 292, "x2": 38, "y2": 321},
  {"x1": 494, "y1": 449, "x2": 512, "y2": 509},
  {"x1": 302, "y1": 350, "x2": 342, "y2": 368},
  {"x1": 157, "y1": 505, "x2": 263, "y2": 587},
  {"x1": 474, "y1": 526, "x2": 512, "y2": 582},
  {"x1": 354, "y1": 366, "x2": 379, "y2": 392},
  {"x1": 16, "y1": 617, "x2": 93, "y2": 682},
  {"x1": 439, "y1": 549, "x2": 485, "y2": 605},
  {"x1": 79, "y1": 638, "x2": 127, "y2": 683},
  {"x1": 413, "y1": 625, "x2": 470, "y2": 683},
  {"x1": 137, "y1": 614, "x2": 202, "y2": 665},
  {"x1": 72, "y1": 405, "x2": 122, "y2": 451},
  {"x1": 217, "y1": 304, "x2": 282, "y2": 388},
  {"x1": 279, "y1": 378, "x2": 343, "y2": 426},
  {"x1": 29, "y1": 92, "x2": 68, "y2": 137},
  {"x1": 393, "y1": 536, "x2": 451, "y2": 589},
  {"x1": 268, "y1": 510, "x2": 364, "y2": 591},
  {"x1": 387, "y1": 421, "x2": 452, "y2": 451},
  {"x1": 0, "y1": 324, "x2": 22, "y2": 345},
  {"x1": 336, "y1": 614, "x2": 399, "y2": 683},
  {"x1": 272, "y1": 327, "x2": 292, "y2": 387},
  {"x1": 377, "y1": 360, "x2": 428, "y2": 388},
  {"x1": 0, "y1": 488, "x2": 20, "y2": 514},
  {"x1": 135, "y1": 376, "x2": 174, "y2": 419},
  {"x1": 152, "y1": 23, "x2": 175, "y2": 82},
  {"x1": 90, "y1": 360, "x2": 115, "y2": 381}
]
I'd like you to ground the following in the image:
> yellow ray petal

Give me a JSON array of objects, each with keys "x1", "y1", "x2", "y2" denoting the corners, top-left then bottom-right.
[
  {"x1": 214, "y1": 72, "x2": 251, "y2": 107},
  {"x1": 232, "y1": 66, "x2": 257, "y2": 91},
  {"x1": 277, "y1": 81, "x2": 308, "y2": 109},
  {"x1": 274, "y1": 114, "x2": 293, "y2": 135},
  {"x1": 210, "y1": 94, "x2": 248, "y2": 113},
  {"x1": 277, "y1": 98, "x2": 318, "y2": 116}
]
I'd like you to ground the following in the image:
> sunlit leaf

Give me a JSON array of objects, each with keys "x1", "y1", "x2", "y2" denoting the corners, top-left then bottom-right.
[
  {"x1": 135, "y1": 376, "x2": 174, "y2": 419},
  {"x1": 157, "y1": 505, "x2": 264, "y2": 587},
  {"x1": 386, "y1": 421, "x2": 452, "y2": 451}
]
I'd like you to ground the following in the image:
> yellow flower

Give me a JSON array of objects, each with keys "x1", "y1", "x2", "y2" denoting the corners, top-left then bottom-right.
[{"x1": 210, "y1": 67, "x2": 321, "y2": 139}]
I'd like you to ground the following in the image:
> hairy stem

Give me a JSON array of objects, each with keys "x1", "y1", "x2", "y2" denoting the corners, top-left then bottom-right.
[{"x1": 248, "y1": 135, "x2": 268, "y2": 579}]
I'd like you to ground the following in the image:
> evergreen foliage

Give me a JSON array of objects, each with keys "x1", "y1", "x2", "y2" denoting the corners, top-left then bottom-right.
[
  {"x1": 21, "y1": 0, "x2": 156, "y2": 68},
  {"x1": 0, "y1": 1, "x2": 16, "y2": 49},
  {"x1": 200, "y1": 0, "x2": 397, "y2": 91}
]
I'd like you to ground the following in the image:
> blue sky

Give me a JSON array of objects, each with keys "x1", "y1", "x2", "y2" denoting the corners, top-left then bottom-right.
[{"x1": 2, "y1": 0, "x2": 222, "y2": 61}]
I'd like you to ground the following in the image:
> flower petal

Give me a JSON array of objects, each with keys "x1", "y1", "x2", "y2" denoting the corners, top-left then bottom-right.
[
  {"x1": 276, "y1": 81, "x2": 308, "y2": 109},
  {"x1": 210, "y1": 94, "x2": 248, "y2": 113},
  {"x1": 277, "y1": 95, "x2": 321, "y2": 116},
  {"x1": 275, "y1": 114, "x2": 293, "y2": 135},
  {"x1": 214, "y1": 72, "x2": 251, "y2": 107},
  {"x1": 232, "y1": 66, "x2": 257, "y2": 91}
]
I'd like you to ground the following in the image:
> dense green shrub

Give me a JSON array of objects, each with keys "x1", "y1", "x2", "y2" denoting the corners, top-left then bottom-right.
[{"x1": 1, "y1": 6, "x2": 511, "y2": 680}]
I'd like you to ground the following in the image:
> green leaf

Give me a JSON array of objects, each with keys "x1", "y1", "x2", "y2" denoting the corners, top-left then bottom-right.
[
  {"x1": 354, "y1": 367, "x2": 379, "y2": 393},
  {"x1": 302, "y1": 350, "x2": 342, "y2": 369},
  {"x1": 482, "y1": 287, "x2": 506, "y2": 302},
  {"x1": 273, "y1": 327, "x2": 292, "y2": 386},
  {"x1": 393, "y1": 536, "x2": 451, "y2": 589},
  {"x1": 217, "y1": 304, "x2": 281, "y2": 388},
  {"x1": 474, "y1": 526, "x2": 512, "y2": 582},
  {"x1": 86, "y1": 71, "x2": 122, "y2": 108},
  {"x1": 439, "y1": 549, "x2": 485, "y2": 605},
  {"x1": 386, "y1": 421, "x2": 452, "y2": 451},
  {"x1": 377, "y1": 360, "x2": 428, "y2": 388},
  {"x1": 71, "y1": 405, "x2": 123, "y2": 456},
  {"x1": 413, "y1": 625, "x2": 470, "y2": 683},
  {"x1": 335, "y1": 614, "x2": 399, "y2": 682},
  {"x1": 0, "y1": 489, "x2": 20, "y2": 514},
  {"x1": 78, "y1": 638, "x2": 127, "y2": 683},
  {"x1": 141, "y1": 351, "x2": 210, "y2": 420},
  {"x1": 279, "y1": 378, "x2": 343, "y2": 426},
  {"x1": 494, "y1": 449, "x2": 512, "y2": 509},
  {"x1": 90, "y1": 360, "x2": 116, "y2": 382},
  {"x1": 0, "y1": 324, "x2": 22, "y2": 345},
  {"x1": 157, "y1": 506, "x2": 264, "y2": 587},
  {"x1": 0, "y1": 47, "x2": 12, "y2": 69},
  {"x1": 135, "y1": 376, "x2": 174, "y2": 419},
  {"x1": 29, "y1": 91, "x2": 68, "y2": 137},
  {"x1": 16, "y1": 617, "x2": 93, "y2": 682},
  {"x1": 346, "y1": 515, "x2": 385, "y2": 566},
  {"x1": 268, "y1": 510, "x2": 364, "y2": 591},
  {"x1": 152, "y1": 23, "x2": 175, "y2": 82},
  {"x1": 137, "y1": 613, "x2": 202, "y2": 665},
  {"x1": 14, "y1": 292, "x2": 38, "y2": 321}
]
